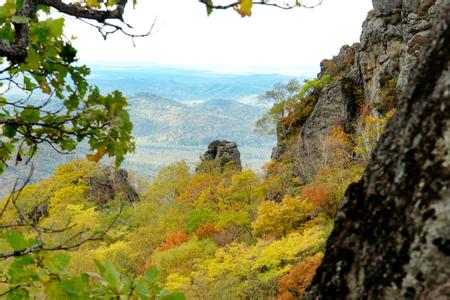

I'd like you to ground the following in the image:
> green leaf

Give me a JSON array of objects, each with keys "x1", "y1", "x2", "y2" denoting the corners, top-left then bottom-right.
[
  {"x1": 60, "y1": 43, "x2": 77, "y2": 63},
  {"x1": 60, "y1": 138, "x2": 77, "y2": 151},
  {"x1": 6, "y1": 287, "x2": 29, "y2": 300},
  {"x1": 45, "y1": 280, "x2": 68, "y2": 299},
  {"x1": 21, "y1": 107, "x2": 40, "y2": 123},
  {"x1": 16, "y1": 0, "x2": 24, "y2": 10},
  {"x1": 143, "y1": 267, "x2": 158, "y2": 283},
  {"x1": 37, "y1": 4, "x2": 51, "y2": 14},
  {"x1": 60, "y1": 274, "x2": 90, "y2": 298},
  {"x1": 94, "y1": 259, "x2": 106, "y2": 274},
  {"x1": 206, "y1": 0, "x2": 213, "y2": 16},
  {"x1": 8, "y1": 256, "x2": 35, "y2": 282},
  {"x1": 0, "y1": 1, "x2": 16, "y2": 19},
  {"x1": 135, "y1": 279, "x2": 149, "y2": 299},
  {"x1": 23, "y1": 77, "x2": 37, "y2": 90},
  {"x1": 47, "y1": 18, "x2": 64, "y2": 36},
  {"x1": 97, "y1": 260, "x2": 121, "y2": 291},
  {"x1": 45, "y1": 253, "x2": 71, "y2": 274},
  {"x1": 104, "y1": 261, "x2": 121, "y2": 290},
  {"x1": 11, "y1": 15, "x2": 28, "y2": 24},
  {"x1": 0, "y1": 97, "x2": 6, "y2": 107},
  {"x1": 64, "y1": 93, "x2": 80, "y2": 111},
  {"x1": 5, "y1": 230, "x2": 29, "y2": 251},
  {"x1": 0, "y1": 26, "x2": 14, "y2": 41},
  {"x1": 159, "y1": 292, "x2": 186, "y2": 300}
]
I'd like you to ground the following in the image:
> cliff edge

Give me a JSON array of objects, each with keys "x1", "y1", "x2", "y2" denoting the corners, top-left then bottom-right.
[{"x1": 305, "y1": 0, "x2": 449, "y2": 298}]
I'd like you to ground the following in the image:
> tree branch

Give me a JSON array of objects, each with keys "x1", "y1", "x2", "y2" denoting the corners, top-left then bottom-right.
[
  {"x1": 198, "y1": 0, "x2": 323, "y2": 10},
  {"x1": 0, "y1": 0, "x2": 37, "y2": 62},
  {"x1": 38, "y1": 0, "x2": 128, "y2": 22}
]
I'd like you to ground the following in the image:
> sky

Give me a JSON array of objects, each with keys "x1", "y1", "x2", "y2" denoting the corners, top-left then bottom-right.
[{"x1": 64, "y1": 0, "x2": 373, "y2": 76}]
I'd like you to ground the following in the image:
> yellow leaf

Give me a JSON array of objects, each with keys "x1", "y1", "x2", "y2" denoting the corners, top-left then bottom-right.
[
  {"x1": 87, "y1": 0, "x2": 97, "y2": 7},
  {"x1": 86, "y1": 147, "x2": 107, "y2": 163},
  {"x1": 39, "y1": 80, "x2": 51, "y2": 94},
  {"x1": 236, "y1": 0, "x2": 252, "y2": 17}
]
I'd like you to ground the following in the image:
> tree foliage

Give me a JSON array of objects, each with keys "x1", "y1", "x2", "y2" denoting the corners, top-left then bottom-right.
[
  {"x1": 255, "y1": 75, "x2": 331, "y2": 139},
  {"x1": 255, "y1": 79, "x2": 302, "y2": 136},
  {"x1": 0, "y1": 0, "x2": 139, "y2": 173},
  {"x1": 252, "y1": 195, "x2": 315, "y2": 238}
]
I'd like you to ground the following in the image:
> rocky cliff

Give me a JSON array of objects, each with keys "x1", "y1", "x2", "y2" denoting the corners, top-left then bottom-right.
[
  {"x1": 269, "y1": 0, "x2": 449, "y2": 297},
  {"x1": 289, "y1": 0, "x2": 438, "y2": 180},
  {"x1": 298, "y1": 0, "x2": 449, "y2": 298}
]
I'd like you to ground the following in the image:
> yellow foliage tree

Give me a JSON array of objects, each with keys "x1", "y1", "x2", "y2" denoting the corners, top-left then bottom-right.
[
  {"x1": 355, "y1": 110, "x2": 395, "y2": 161},
  {"x1": 252, "y1": 196, "x2": 315, "y2": 238}
]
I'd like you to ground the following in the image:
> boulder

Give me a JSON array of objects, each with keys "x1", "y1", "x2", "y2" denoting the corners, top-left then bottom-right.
[
  {"x1": 88, "y1": 166, "x2": 138, "y2": 204},
  {"x1": 202, "y1": 140, "x2": 242, "y2": 170}
]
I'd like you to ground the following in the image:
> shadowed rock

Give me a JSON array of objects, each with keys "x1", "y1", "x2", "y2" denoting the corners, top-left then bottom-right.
[
  {"x1": 88, "y1": 166, "x2": 138, "y2": 205},
  {"x1": 202, "y1": 140, "x2": 242, "y2": 170}
]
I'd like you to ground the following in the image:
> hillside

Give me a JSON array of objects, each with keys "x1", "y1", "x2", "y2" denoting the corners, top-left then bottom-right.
[{"x1": 129, "y1": 93, "x2": 272, "y2": 146}]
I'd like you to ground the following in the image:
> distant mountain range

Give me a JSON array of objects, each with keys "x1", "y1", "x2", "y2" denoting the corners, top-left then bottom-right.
[
  {"x1": 1, "y1": 66, "x2": 306, "y2": 198},
  {"x1": 129, "y1": 93, "x2": 272, "y2": 146},
  {"x1": 88, "y1": 65, "x2": 305, "y2": 102}
]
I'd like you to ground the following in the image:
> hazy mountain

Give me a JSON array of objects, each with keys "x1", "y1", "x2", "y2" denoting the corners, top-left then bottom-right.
[
  {"x1": 129, "y1": 93, "x2": 272, "y2": 146},
  {"x1": 88, "y1": 65, "x2": 305, "y2": 102}
]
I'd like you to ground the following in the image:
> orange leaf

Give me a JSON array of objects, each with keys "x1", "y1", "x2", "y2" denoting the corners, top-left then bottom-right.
[{"x1": 86, "y1": 147, "x2": 107, "y2": 163}]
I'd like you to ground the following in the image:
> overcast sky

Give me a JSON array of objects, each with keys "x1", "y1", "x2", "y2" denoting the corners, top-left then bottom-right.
[{"x1": 64, "y1": 0, "x2": 372, "y2": 76}]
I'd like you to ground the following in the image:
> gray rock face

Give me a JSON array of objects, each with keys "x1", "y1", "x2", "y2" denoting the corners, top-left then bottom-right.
[
  {"x1": 372, "y1": 0, "x2": 402, "y2": 14},
  {"x1": 306, "y1": 0, "x2": 450, "y2": 298},
  {"x1": 88, "y1": 167, "x2": 138, "y2": 204},
  {"x1": 293, "y1": 0, "x2": 436, "y2": 182},
  {"x1": 202, "y1": 140, "x2": 242, "y2": 170},
  {"x1": 372, "y1": 0, "x2": 423, "y2": 14},
  {"x1": 361, "y1": 0, "x2": 435, "y2": 109},
  {"x1": 297, "y1": 77, "x2": 357, "y2": 178},
  {"x1": 271, "y1": 145, "x2": 285, "y2": 160}
]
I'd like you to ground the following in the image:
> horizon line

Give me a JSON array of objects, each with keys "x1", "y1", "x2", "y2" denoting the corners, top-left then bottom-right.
[{"x1": 80, "y1": 60, "x2": 319, "y2": 77}]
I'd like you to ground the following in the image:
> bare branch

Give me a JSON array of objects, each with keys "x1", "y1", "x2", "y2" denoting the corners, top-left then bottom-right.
[
  {"x1": 198, "y1": 0, "x2": 323, "y2": 10},
  {"x1": 76, "y1": 16, "x2": 156, "y2": 43}
]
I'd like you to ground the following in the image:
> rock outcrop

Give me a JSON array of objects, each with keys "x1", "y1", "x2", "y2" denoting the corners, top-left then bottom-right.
[
  {"x1": 297, "y1": 76, "x2": 358, "y2": 178},
  {"x1": 291, "y1": 0, "x2": 437, "y2": 181},
  {"x1": 306, "y1": 0, "x2": 450, "y2": 298},
  {"x1": 202, "y1": 140, "x2": 242, "y2": 170},
  {"x1": 88, "y1": 166, "x2": 138, "y2": 204}
]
